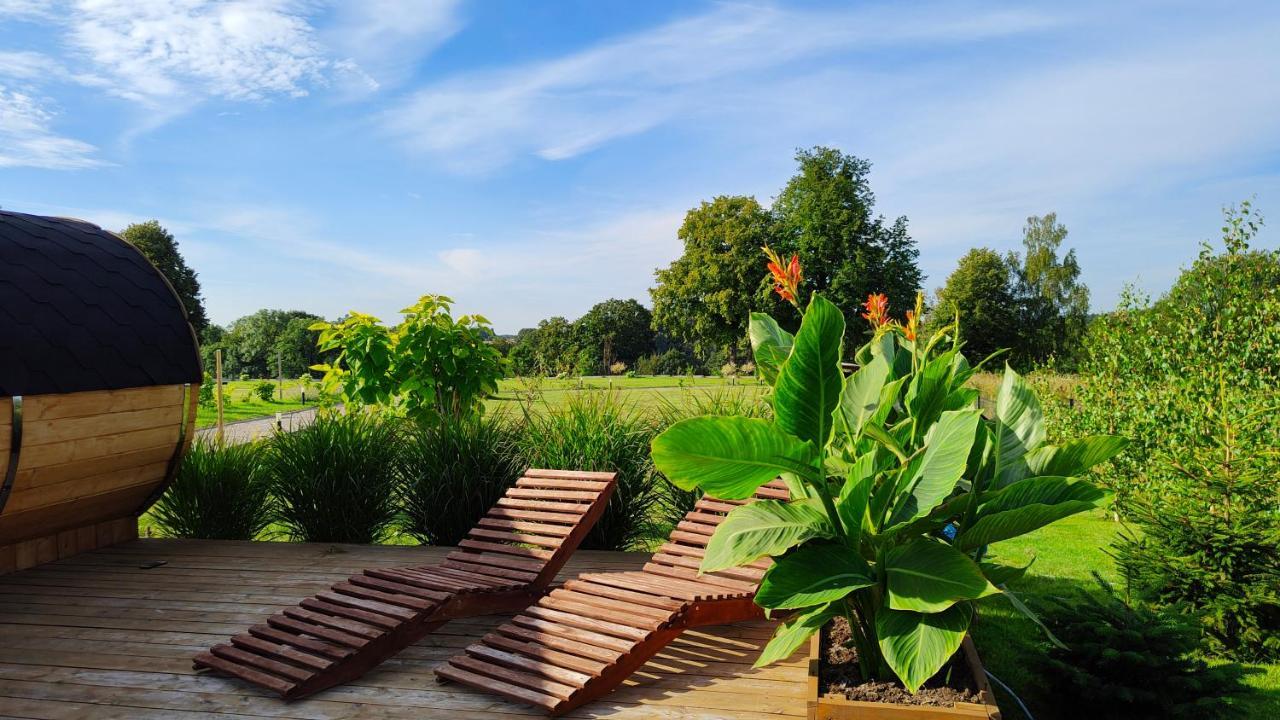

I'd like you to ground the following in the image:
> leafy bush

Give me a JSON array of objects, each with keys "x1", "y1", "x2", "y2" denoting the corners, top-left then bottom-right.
[
  {"x1": 609, "y1": 361, "x2": 628, "y2": 375},
  {"x1": 634, "y1": 354, "x2": 659, "y2": 376},
  {"x1": 652, "y1": 279, "x2": 1123, "y2": 691},
  {"x1": 198, "y1": 372, "x2": 215, "y2": 408},
  {"x1": 1113, "y1": 391, "x2": 1280, "y2": 661},
  {"x1": 720, "y1": 361, "x2": 738, "y2": 377},
  {"x1": 150, "y1": 438, "x2": 272, "y2": 540},
  {"x1": 399, "y1": 413, "x2": 525, "y2": 546},
  {"x1": 1036, "y1": 574, "x2": 1244, "y2": 719},
  {"x1": 519, "y1": 391, "x2": 659, "y2": 550},
  {"x1": 311, "y1": 294, "x2": 504, "y2": 425},
  {"x1": 267, "y1": 411, "x2": 401, "y2": 544},
  {"x1": 1068, "y1": 201, "x2": 1280, "y2": 511},
  {"x1": 253, "y1": 380, "x2": 275, "y2": 402}
]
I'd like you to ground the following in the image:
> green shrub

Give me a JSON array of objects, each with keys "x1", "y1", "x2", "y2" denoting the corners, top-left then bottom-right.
[
  {"x1": 1036, "y1": 575, "x2": 1244, "y2": 719},
  {"x1": 253, "y1": 380, "x2": 275, "y2": 402},
  {"x1": 1069, "y1": 200, "x2": 1280, "y2": 511},
  {"x1": 150, "y1": 438, "x2": 272, "y2": 540},
  {"x1": 267, "y1": 411, "x2": 401, "y2": 544},
  {"x1": 399, "y1": 413, "x2": 525, "y2": 546},
  {"x1": 634, "y1": 354, "x2": 658, "y2": 375},
  {"x1": 1113, "y1": 391, "x2": 1280, "y2": 662},
  {"x1": 198, "y1": 372, "x2": 215, "y2": 408},
  {"x1": 519, "y1": 391, "x2": 659, "y2": 550},
  {"x1": 311, "y1": 295, "x2": 505, "y2": 425}
]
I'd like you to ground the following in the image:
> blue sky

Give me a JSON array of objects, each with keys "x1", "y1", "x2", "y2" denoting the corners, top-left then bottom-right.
[{"x1": 2, "y1": 1, "x2": 1278, "y2": 333}]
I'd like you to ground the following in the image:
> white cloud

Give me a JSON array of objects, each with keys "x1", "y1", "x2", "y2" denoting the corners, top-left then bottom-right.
[
  {"x1": 324, "y1": 0, "x2": 462, "y2": 91},
  {"x1": 0, "y1": 85, "x2": 102, "y2": 169},
  {"x1": 381, "y1": 2, "x2": 1060, "y2": 171},
  {"x1": 65, "y1": 0, "x2": 330, "y2": 104}
]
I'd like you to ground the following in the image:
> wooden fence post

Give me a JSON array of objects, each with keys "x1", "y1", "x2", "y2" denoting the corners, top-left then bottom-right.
[{"x1": 215, "y1": 349, "x2": 224, "y2": 443}]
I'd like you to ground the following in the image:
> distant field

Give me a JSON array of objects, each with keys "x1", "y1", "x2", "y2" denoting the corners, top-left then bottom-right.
[
  {"x1": 196, "y1": 371, "x2": 1078, "y2": 428},
  {"x1": 195, "y1": 378, "x2": 314, "y2": 427}
]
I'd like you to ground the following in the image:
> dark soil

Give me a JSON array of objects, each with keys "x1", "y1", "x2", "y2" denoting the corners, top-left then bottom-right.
[{"x1": 820, "y1": 616, "x2": 983, "y2": 707}]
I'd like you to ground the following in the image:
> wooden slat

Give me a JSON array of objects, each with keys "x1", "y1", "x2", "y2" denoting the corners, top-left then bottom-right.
[
  {"x1": 303, "y1": 597, "x2": 405, "y2": 629},
  {"x1": 21, "y1": 404, "x2": 182, "y2": 447},
  {"x1": 435, "y1": 663, "x2": 561, "y2": 710},
  {"x1": 331, "y1": 581, "x2": 435, "y2": 611},
  {"x1": 346, "y1": 573, "x2": 450, "y2": 602},
  {"x1": 515, "y1": 477, "x2": 610, "y2": 492},
  {"x1": 506, "y1": 487, "x2": 599, "y2": 502},
  {"x1": 447, "y1": 654, "x2": 578, "y2": 700},
  {"x1": 496, "y1": 624, "x2": 626, "y2": 663},
  {"x1": 561, "y1": 579, "x2": 686, "y2": 610},
  {"x1": 482, "y1": 632, "x2": 611, "y2": 675},
  {"x1": 247, "y1": 623, "x2": 353, "y2": 660},
  {"x1": 496, "y1": 497, "x2": 590, "y2": 514},
  {"x1": 447, "y1": 548, "x2": 546, "y2": 572},
  {"x1": 509, "y1": 616, "x2": 638, "y2": 653},
  {"x1": 279, "y1": 608, "x2": 382, "y2": 641},
  {"x1": 22, "y1": 385, "x2": 182, "y2": 421},
  {"x1": 193, "y1": 651, "x2": 295, "y2": 695},
  {"x1": 485, "y1": 507, "x2": 582, "y2": 525},
  {"x1": 231, "y1": 633, "x2": 335, "y2": 670},
  {"x1": 466, "y1": 527, "x2": 564, "y2": 549},
  {"x1": 522, "y1": 605, "x2": 652, "y2": 641},
  {"x1": 548, "y1": 588, "x2": 673, "y2": 622},
  {"x1": 476, "y1": 517, "x2": 573, "y2": 537},
  {"x1": 266, "y1": 609, "x2": 373, "y2": 645},
  {"x1": 209, "y1": 643, "x2": 312, "y2": 682}
]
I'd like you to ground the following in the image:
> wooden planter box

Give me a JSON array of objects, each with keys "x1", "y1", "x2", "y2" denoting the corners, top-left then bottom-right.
[{"x1": 806, "y1": 634, "x2": 1001, "y2": 720}]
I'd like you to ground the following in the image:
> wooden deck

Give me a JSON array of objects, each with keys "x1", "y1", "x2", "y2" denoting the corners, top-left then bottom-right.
[{"x1": 0, "y1": 539, "x2": 807, "y2": 719}]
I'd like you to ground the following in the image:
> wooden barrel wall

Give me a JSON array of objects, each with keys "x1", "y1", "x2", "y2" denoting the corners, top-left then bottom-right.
[
  {"x1": 0, "y1": 210, "x2": 204, "y2": 575},
  {"x1": 0, "y1": 384, "x2": 196, "y2": 546}
]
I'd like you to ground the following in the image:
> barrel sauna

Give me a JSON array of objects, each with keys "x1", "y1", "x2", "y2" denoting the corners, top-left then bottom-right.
[{"x1": 0, "y1": 211, "x2": 202, "y2": 575}]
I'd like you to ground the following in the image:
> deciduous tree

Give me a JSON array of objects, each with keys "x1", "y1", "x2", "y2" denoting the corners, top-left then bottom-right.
[{"x1": 120, "y1": 220, "x2": 208, "y2": 333}]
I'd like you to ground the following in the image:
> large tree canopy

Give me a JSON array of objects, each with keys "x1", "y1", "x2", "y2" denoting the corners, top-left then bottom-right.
[
  {"x1": 931, "y1": 248, "x2": 1021, "y2": 364},
  {"x1": 205, "y1": 309, "x2": 326, "y2": 378},
  {"x1": 651, "y1": 196, "x2": 774, "y2": 358},
  {"x1": 1011, "y1": 213, "x2": 1090, "y2": 366},
  {"x1": 772, "y1": 147, "x2": 922, "y2": 341},
  {"x1": 119, "y1": 220, "x2": 208, "y2": 333},
  {"x1": 575, "y1": 298, "x2": 655, "y2": 369}
]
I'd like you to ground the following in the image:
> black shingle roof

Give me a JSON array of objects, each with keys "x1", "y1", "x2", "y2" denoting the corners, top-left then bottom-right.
[{"x1": 0, "y1": 211, "x2": 202, "y2": 397}]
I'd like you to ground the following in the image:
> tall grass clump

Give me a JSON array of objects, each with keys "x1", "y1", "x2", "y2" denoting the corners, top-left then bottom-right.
[
  {"x1": 150, "y1": 438, "x2": 272, "y2": 540},
  {"x1": 652, "y1": 388, "x2": 772, "y2": 531},
  {"x1": 399, "y1": 412, "x2": 525, "y2": 546},
  {"x1": 519, "y1": 390, "x2": 658, "y2": 550},
  {"x1": 267, "y1": 410, "x2": 401, "y2": 544}
]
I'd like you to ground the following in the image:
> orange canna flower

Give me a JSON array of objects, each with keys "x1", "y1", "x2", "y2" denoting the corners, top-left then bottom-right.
[
  {"x1": 862, "y1": 293, "x2": 890, "y2": 327},
  {"x1": 763, "y1": 246, "x2": 803, "y2": 306},
  {"x1": 903, "y1": 310, "x2": 918, "y2": 341}
]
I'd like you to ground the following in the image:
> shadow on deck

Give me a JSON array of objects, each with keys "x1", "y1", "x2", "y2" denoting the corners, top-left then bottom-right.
[{"x1": 0, "y1": 540, "x2": 807, "y2": 719}]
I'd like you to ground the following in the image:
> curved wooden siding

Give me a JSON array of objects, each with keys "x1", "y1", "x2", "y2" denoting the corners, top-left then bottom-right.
[{"x1": 0, "y1": 384, "x2": 196, "y2": 547}]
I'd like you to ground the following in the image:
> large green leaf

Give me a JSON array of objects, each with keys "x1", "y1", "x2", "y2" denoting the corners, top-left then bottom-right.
[
  {"x1": 701, "y1": 498, "x2": 835, "y2": 573},
  {"x1": 876, "y1": 603, "x2": 972, "y2": 693},
  {"x1": 749, "y1": 312, "x2": 794, "y2": 385},
  {"x1": 774, "y1": 294, "x2": 845, "y2": 448},
  {"x1": 1025, "y1": 435, "x2": 1129, "y2": 477},
  {"x1": 836, "y1": 452, "x2": 875, "y2": 535},
  {"x1": 904, "y1": 350, "x2": 956, "y2": 431},
  {"x1": 839, "y1": 355, "x2": 889, "y2": 439},
  {"x1": 993, "y1": 365, "x2": 1045, "y2": 487},
  {"x1": 958, "y1": 476, "x2": 1109, "y2": 550},
  {"x1": 755, "y1": 543, "x2": 874, "y2": 609},
  {"x1": 885, "y1": 539, "x2": 998, "y2": 613},
  {"x1": 890, "y1": 410, "x2": 981, "y2": 524},
  {"x1": 754, "y1": 601, "x2": 841, "y2": 668},
  {"x1": 651, "y1": 416, "x2": 818, "y2": 500}
]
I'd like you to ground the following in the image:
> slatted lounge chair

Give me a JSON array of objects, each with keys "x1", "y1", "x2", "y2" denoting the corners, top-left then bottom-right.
[
  {"x1": 435, "y1": 479, "x2": 789, "y2": 715},
  {"x1": 193, "y1": 468, "x2": 617, "y2": 700}
]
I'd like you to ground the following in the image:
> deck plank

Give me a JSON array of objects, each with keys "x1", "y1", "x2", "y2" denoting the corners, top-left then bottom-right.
[{"x1": 0, "y1": 538, "x2": 805, "y2": 719}]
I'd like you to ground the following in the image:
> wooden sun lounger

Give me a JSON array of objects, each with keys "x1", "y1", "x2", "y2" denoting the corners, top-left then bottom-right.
[
  {"x1": 435, "y1": 479, "x2": 789, "y2": 715},
  {"x1": 193, "y1": 468, "x2": 617, "y2": 700}
]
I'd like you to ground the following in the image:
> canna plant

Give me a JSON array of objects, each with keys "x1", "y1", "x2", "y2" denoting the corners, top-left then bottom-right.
[{"x1": 651, "y1": 256, "x2": 1128, "y2": 693}]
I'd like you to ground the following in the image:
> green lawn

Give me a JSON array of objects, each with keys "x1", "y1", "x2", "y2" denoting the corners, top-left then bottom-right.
[
  {"x1": 973, "y1": 512, "x2": 1279, "y2": 718},
  {"x1": 195, "y1": 378, "x2": 314, "y2": 427},
  {"x1": 486, "y1": 374, "x2": 767, "y2": 416}
]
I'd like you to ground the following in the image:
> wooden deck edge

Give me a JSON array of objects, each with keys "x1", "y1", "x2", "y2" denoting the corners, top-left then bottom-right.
[{"x1": 0, "y1": 515, "x2": 137, "y2": 576}]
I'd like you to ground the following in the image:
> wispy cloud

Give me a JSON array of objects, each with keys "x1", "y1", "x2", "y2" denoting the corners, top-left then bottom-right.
[
  {"x1": 381, "y1": 2, "x2": 1060, "y2": 171},
  {"x1": 324, "y1": 0, "x2": 462, "y2": 93},
  {"x1": 0, "y1": 84, "x2": 102, "y2": 169}
]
